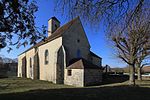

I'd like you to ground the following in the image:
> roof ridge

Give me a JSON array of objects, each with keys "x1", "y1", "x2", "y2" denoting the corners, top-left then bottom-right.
[
  {"x1": 19, "y1": 17, "x2": 80, "y2": 56},
  {"x1": 67, "y1": 58, "x2": 102, "y2": 69},
  {"x1": 90, "y1": 51, "x2": 101, "y2": 59}
]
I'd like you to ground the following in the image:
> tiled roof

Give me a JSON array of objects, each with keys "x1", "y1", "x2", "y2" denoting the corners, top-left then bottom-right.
[
  {"x1": 67, "y1": 58, "x2": 102, "y2": 69},
  {"x1": 19, "y1": 17, "x2": 79, "y2": 55},
  {"x1": 142, "y1": 66, "x2": 150, "y2": 73}
]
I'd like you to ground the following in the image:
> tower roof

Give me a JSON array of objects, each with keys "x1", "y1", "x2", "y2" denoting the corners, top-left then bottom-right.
[{"x1": 48, "y1": 16, "x2": 60, "y2": 23}]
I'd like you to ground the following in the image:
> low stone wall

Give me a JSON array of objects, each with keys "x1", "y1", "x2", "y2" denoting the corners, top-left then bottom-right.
[
  {"x1": 142, "y1": 76, "x2": 150, "y2": 80},
  {"x1": 0, "y1": 63, "x2": 17, "y2": 78},
  {"x1": 84, "y1": 69, "x2": 102, "y2": 86}
]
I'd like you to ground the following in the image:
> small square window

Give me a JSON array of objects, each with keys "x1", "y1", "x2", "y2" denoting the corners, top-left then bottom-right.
[
  {"x1": 45, "y1": 60, "x2": 49, "y2": 65},
  {"x1": 77, "y1": 39, "x2": 80, "y2": 43},
  {"x1": 67, "y1": 70, "x2": 72, "y2": 76}
]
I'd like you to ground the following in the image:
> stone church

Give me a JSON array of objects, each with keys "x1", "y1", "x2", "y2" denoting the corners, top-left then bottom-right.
[{"x1": 18, "y1": 17, "x2": 103, "y2": 87}]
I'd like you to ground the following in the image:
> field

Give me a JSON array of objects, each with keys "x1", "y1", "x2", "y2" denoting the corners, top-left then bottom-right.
[{"x1": 0, "y1": 77, "x2": 150, "y2": 100}]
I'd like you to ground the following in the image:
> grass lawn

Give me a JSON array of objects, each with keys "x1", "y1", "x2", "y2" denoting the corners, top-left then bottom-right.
[{"x1": 0, "y1": 77, "x2": 150, "y2": 100}]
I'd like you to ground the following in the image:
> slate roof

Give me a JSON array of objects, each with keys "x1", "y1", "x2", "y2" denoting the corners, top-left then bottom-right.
[
  {"x1": 90, "y1": 51, "x2": 101, "y2": 59},
  {"x1": 67, "y1": 58, "x2": 102, "y2": 69},
  {"x1": 19, "y1": 17, "x2": 79, "y2": 55},
  {"x1": 49, "y1": 16, "x2": 60, "y2": 23}
]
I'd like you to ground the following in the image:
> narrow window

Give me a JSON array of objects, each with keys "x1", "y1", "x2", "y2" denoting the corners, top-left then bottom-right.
[
  {"x1": 67, "y1": 70, "x2": 72, "y2": 76},
  {"x1": 30, "y1": 57, "x2": 32, "y2": 77},
  {"x1": 77, "y1": 49, "x2": 81, "y2": 58},
  {"x1": 45, "y1": 49, "x2": 49, "y2": 64},
  {"x1": 55, "y1": 24, "x2": 57, "y2": 29},
  {"x1": 30, "y1": 58, "x2": 32, "y2": 68}
]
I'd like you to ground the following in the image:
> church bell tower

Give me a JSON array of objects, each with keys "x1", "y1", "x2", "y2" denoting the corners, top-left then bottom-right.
[{"x1": 48, "y1": 17, "x2": 60, "y2": 37}]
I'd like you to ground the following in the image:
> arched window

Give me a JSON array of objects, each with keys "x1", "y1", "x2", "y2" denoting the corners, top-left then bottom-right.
[
  {"x1": 45, "y1": 49, "x2": 49, "y2": 64},
  {"x1": 77, "y1": 49, "x2": 81, "y2": 58},
  {"x1": 30, "y1": 57, "x2": 33, "y2": 78},
  {"x1": 30, "y1": 58, "x2": 32, "y2": 68}
]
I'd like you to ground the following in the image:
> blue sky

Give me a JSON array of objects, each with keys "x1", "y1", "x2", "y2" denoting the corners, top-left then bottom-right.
[{"x1": 0, "y1": 0, "x2": 127, "y2": 68}]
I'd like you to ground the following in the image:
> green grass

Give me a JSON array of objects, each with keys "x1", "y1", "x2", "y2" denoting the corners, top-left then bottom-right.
[
  {"x1": 0, "y1": 78, "x2": 73, "y2": 94},
  {"x1": 0, "y1": 78, "x2": 150, "y2": 100}
]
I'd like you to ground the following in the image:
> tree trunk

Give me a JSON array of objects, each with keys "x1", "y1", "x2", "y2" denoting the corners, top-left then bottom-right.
[
  {"x1": 137, "y1": 67, "x2": 142, "y2": 81},
  {"x1": 129, "y1": 65, "x2": 135, "y2": 86}
]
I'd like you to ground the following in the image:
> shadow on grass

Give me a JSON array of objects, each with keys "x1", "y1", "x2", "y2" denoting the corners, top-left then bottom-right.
[
  {"x1": 0, "y1": 85, "x2": 150, "y2": 100},
  {"x1": 0, "y1": 83, "x2": 10, "y2": 90}
]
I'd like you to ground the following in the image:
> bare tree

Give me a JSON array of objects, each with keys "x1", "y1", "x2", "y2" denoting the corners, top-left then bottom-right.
[
  {"x1": 136, "y1": 55, "x2": 150, "y2": 81},
  {"x1": 54, "y1": 0, "x2": 147, "y2": 26},
  {"x1": 132, "y1": 7, "x2": 150, "y2": 81},
  {"x1": 109, "y1": 7, "x2": 150, "y2": 85},
  {"x1": 136, "y1": 34, "x2": 150, "y2": 80},
  {"x1": 0, "y1": 0, "x2": 46, "y2": 52},
  {"x1": 110, "y1": 30, "x2": 137, "y2": 85}
]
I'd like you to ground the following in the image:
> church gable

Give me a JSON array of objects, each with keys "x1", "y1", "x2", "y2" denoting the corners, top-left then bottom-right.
[
  {"x1": 62, "y1": 17, "x2": 91, "y2": 63},
  {"x1": 62, "y1": 17, "x2": 90, "y2": 48}
]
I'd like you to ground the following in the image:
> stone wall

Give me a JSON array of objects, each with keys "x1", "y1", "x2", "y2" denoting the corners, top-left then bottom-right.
[
  {"x1": 62, "y1": 18, "x2": 90, "y2": 65},
  {"x1": 48, "y1": 18, "x2": 60, "y2": 37},
  {"x1": 84, "y1": 69, "x2": 102, "y2": 86},
  {"x1": 91, "y1": 56, "x2": 101, "y2": 67},
  {"x1": 64, "y1": 69, "x2": 84, "y2": 87},
  {"x1": 25, "y1": 48, "x2": 35, "y2": 79},
  {"x1": 38, "y1": 37, "x2": 62, "y2": 83},
  {"x1": 18, "y1": 37, "x2": 62, "y2": 83},
  {"x1": 0, "y1": 63, "x2": 8, "y2": 78},
  {"x1": 18, "y1": 53, "x2": 25, "y2": 77},
  {"x1": 18, "y1": 49, "x2": 38, "y2": 79}
]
